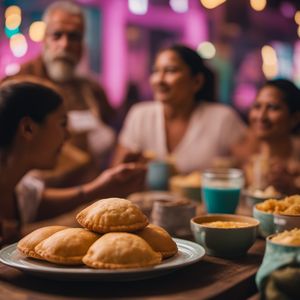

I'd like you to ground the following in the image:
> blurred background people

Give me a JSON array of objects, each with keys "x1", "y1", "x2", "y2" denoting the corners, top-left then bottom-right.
[
  {"x1": 112, "y1": 44, "x2": 246, "y2": 174},
  {"x1": 232, "y1": 79, "x2": 300, "y2": 195},
  {"x1": 3, "y1": 1, "x2": 116, "y2": 186},
  {"x1": 0, "y1": 80, "x2": 145, "y2": 246}
]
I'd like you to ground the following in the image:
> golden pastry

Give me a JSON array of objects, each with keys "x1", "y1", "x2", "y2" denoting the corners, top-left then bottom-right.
[
  {"x1": 35, "y1": 228, "x2": 99, "y2": 265},
  {"x1": 83, "y1": 232, "x2": 162, "y2": 269},
  {"x1": 76, "y1": 198, "x2": 148, "y2": 233},
  {"x1": 136, "y1": 224, "x2": 178, "y2": 258},
  {"x1": 17, "y1": 225, "x2": 68, "y2": 260}
]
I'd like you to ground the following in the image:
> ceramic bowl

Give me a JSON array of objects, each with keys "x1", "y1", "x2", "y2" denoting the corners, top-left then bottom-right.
[
  {"x1": 253, "y1": 205, "x2": 275, "y2": 238},
  {"x1": 273, "y1": 213, "x2": 300, "y2": 233},
  {"x1": 169, "y1": 173, "x2": 202, "y2": 202},
  {"x1": 256, "y1": 232, "x2": 300, "y2": 291},
  {"x1": 244, "y1": 191, "x2": 283, "y2": 207},
  {"x1": 190, "y1": 214, "x2": 259, "y2": 258}
]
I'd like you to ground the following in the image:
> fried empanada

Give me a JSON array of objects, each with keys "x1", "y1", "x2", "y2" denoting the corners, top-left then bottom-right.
[
  {"x1": 17, "y1": 225, "x2": 68, "y2": 259},
  {"x1": 83, "y1": 232, "x2": 162, "y2": 269},
  {"x1": 136, "y1": 224, "x2": 178, "y2": 258},
  {"x1": 35, "y1": 228, "x2": 99, "y2": 265},
  {"x1": 76, "y1": 198, "x2": 148, "y2": 233}
]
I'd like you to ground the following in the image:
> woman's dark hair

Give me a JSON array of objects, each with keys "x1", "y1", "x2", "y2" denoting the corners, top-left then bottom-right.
[
  {"x1": 161, "y1": 44, "x2": 216, "y2": 102},
  {"x1": 263, "y1": 79, "x2": 300, "y2": 113},
  {"x1": 0, "y1": 81, "x2": 63, "y2": 149},
  {"x1": 262, "y1": 78, "x2": 300, "y2": 133}
]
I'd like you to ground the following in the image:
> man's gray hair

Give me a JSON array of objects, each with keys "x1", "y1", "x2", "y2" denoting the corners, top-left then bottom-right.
[{"x1": 42, "y1": 1, "x2": 85, "y2": 24}]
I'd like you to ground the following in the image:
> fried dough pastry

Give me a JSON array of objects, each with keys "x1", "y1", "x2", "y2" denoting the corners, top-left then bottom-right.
[
  {"x1": 17, "y1": 225, "x2": 68, "y2": 259},
  {"x1": 76, "y1": 198, "x2": 148, "y2": 233},
  {"x1": 136, "y1": 224, "x2": 178, "y2": 258},
  {"x1": 83, "y1": 232, "x2": 162, "y2": 269},
  {"x1": 35, "y1": 228, "x2": 99, "y2": 265}
]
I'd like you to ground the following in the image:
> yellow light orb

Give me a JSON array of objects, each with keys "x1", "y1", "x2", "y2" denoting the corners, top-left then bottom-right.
[
  {"x1": 5, "y1": 14, "x2": 22, "y2": 30},
  {"x1": 5, "y1": 5, "x2": 21, "y2": 18},
  {"x1": 250, "y1": 0, "x2": 267, "y2": 12},
  {"x1": 29, "y1": 21, "x2": 46, "y2": 42},
  {"x1": 200, "y1": 0, "x2": 226, "y2": 10}
]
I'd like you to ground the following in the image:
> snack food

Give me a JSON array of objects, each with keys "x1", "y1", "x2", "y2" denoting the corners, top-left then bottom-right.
[
  {"x1": 76, "y1": 198, "x2": 148, "y2": 233},
  {"x1": 256, "y1": 195, "x2": 300, "y2": 215},
  {"x1": 201, "y1": 221, "x2": 251, "y2": 228},
  {"x1": 271, "y1": 228, "x2": 300, "y2": 246},
  {"x1": 17, "y1": 225, "x2": 68, "y2": 259},
  {"x1": 35, "y1": 228, "x2": 99, "y2": 265},
  {"x1": 136, "y1": 224, "x2": 178, "y2": 258},
  {"x1": 83, "y1": 232, "x2": 162, "y2": 269}
]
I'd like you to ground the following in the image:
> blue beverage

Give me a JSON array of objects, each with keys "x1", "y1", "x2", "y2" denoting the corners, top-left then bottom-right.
[{"x1": 202, "y1": 186, "x2": 241, "y2": 214}]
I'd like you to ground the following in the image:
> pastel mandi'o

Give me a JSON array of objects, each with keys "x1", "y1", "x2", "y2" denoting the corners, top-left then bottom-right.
[
  {"x1": 136, "y1": 224, "x2": 178, "y2": 258},
  {"x1": 35, "y1": 228, "x2": 100, "y2": 265},
  {"x1": 83, "y1": 232, "x2": 162, "y2": 269},
  {"x1": 17, "y1": 225, "x2": 68, "y2": 260},
  {"x1": 76, "y1": 198, "x2": 148, "y2": 233}
]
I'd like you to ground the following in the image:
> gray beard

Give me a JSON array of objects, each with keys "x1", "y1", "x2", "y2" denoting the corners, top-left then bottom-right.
[{"x1": 44, "y1": 60, "x2": 76, "y2": 83}]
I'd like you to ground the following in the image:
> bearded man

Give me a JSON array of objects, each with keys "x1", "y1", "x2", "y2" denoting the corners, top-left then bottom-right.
[{"x1": 7, "y1": 1, "x2": 116, "y2": 185}]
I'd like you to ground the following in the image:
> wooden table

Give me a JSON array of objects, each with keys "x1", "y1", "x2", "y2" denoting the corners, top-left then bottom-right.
[
  {"x1": 0, "y1": 199, "x2": 265, "y2": 300},
  {"x1": 0, "y1": 239, "x2": 264, "y2": 300}
]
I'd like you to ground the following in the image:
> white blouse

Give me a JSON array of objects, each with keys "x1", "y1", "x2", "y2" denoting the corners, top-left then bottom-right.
[
  {"x1": 15, "y1": 174, "x2": 44, "y2": 224},
  {"x1": 120, "y1": 101, "x2": 246, "y2": 173}
]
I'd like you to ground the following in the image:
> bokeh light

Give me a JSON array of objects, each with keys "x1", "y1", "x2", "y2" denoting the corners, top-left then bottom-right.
[
  {"x1": 200, "y1": 0, "x2": 226, "y2": 10},
  {"x1": 261, "y1": 45, "x2": 278, "y2": 79},
  {"x1": 197, "y1": 41, "x2": 216, "y2": 59},
  {"x1": 9, "y1": 34, "x2": 28, "y2": 57},
  {"x1": 169, "y1": 0, "x2": 189, "y2": 13},
  {"x1": 4, "y1": 5, "x2": 21, "y2": 19},
  {"x1": 250, "y1": 0, "x2": 267, "y2": 12},
  {"x1": 29, "y1": 21, "x2": 46, "y2": 42},
  {"x1": 128, "y1": 0, "x2": 148, "y2": 15}
]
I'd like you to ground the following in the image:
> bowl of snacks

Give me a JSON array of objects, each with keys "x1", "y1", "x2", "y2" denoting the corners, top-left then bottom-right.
[
  {"x1": 256, "y1": 228, "x2": 300, "y2": 294},
  {"x1": 190, "y1": 214, "x2": 259, "y2": 258},
  {"x1": 253, "y1": 195, "x2": 300, "y2": 237},
  {"x1": 244, "y1": 185, "x2": 283, "y2": 207},
  {"x1": 273, "y1": 195, "x2": 300, "y2": 232},
  {"x1": 169, "y1": 172, "x2": 202, "y2": 202}
]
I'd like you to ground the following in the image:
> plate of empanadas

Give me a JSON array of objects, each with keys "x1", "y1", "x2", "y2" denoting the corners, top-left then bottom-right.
[{"x1": 0, "y1": 198, "x2": 205, "y2": 281}]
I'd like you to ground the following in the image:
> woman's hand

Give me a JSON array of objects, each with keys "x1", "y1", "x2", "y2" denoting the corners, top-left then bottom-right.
[{"x1": 85, "y1": 163, "x2": 147, "y2": 199}]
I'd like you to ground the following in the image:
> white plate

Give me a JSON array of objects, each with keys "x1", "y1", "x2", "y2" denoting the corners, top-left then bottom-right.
[{"x1": 0, "y1": 238, "x2": 205, "y2": 281}]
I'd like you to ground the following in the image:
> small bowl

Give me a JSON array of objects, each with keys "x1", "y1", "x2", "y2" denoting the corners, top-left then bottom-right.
[
  {"x1": 244, "y1": 191, "x2": 283, "y2": 207},
  {"x1": 169, "y1": 173, "x2": 202, "y2": 202},
  {"x1": 253, "y1": 205, "x2": 274, "y2": 238},
  {"x1": 190, "y1": 214, "x2": 259, "y2": 258},
  {"x1": 274, "y1": 213, "x2": 300, "y2": 233},
  {"x1": 256, "y1": 232, "x2": 300, "y2": 291}
]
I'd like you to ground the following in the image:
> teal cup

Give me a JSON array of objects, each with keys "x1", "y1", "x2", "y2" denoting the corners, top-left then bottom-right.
[
  {"x1": 202, "y1": 168, "x2": 244, "y2": 214},
  {"x1": 146, "y1": 161, "x2": 171, "y2": 191}
]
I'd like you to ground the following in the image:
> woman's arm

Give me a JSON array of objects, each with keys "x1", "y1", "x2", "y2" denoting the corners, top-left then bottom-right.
[{"x1": 36, "y1": 163, "x2": 146, "y2": 220}]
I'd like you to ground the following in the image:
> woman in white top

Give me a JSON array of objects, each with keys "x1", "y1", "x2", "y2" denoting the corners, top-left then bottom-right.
[
  {"x1": 0, "y1": 80, "x2": 145, "y2": 246},
  {"x1": 113, "y1": 44, "x2": 246, "y2": 173}
]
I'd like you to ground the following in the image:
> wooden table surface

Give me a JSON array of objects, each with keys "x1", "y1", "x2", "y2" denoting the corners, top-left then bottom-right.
[{"x1": 0, "y1": 199, "x2": 265, "y2": 300}]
